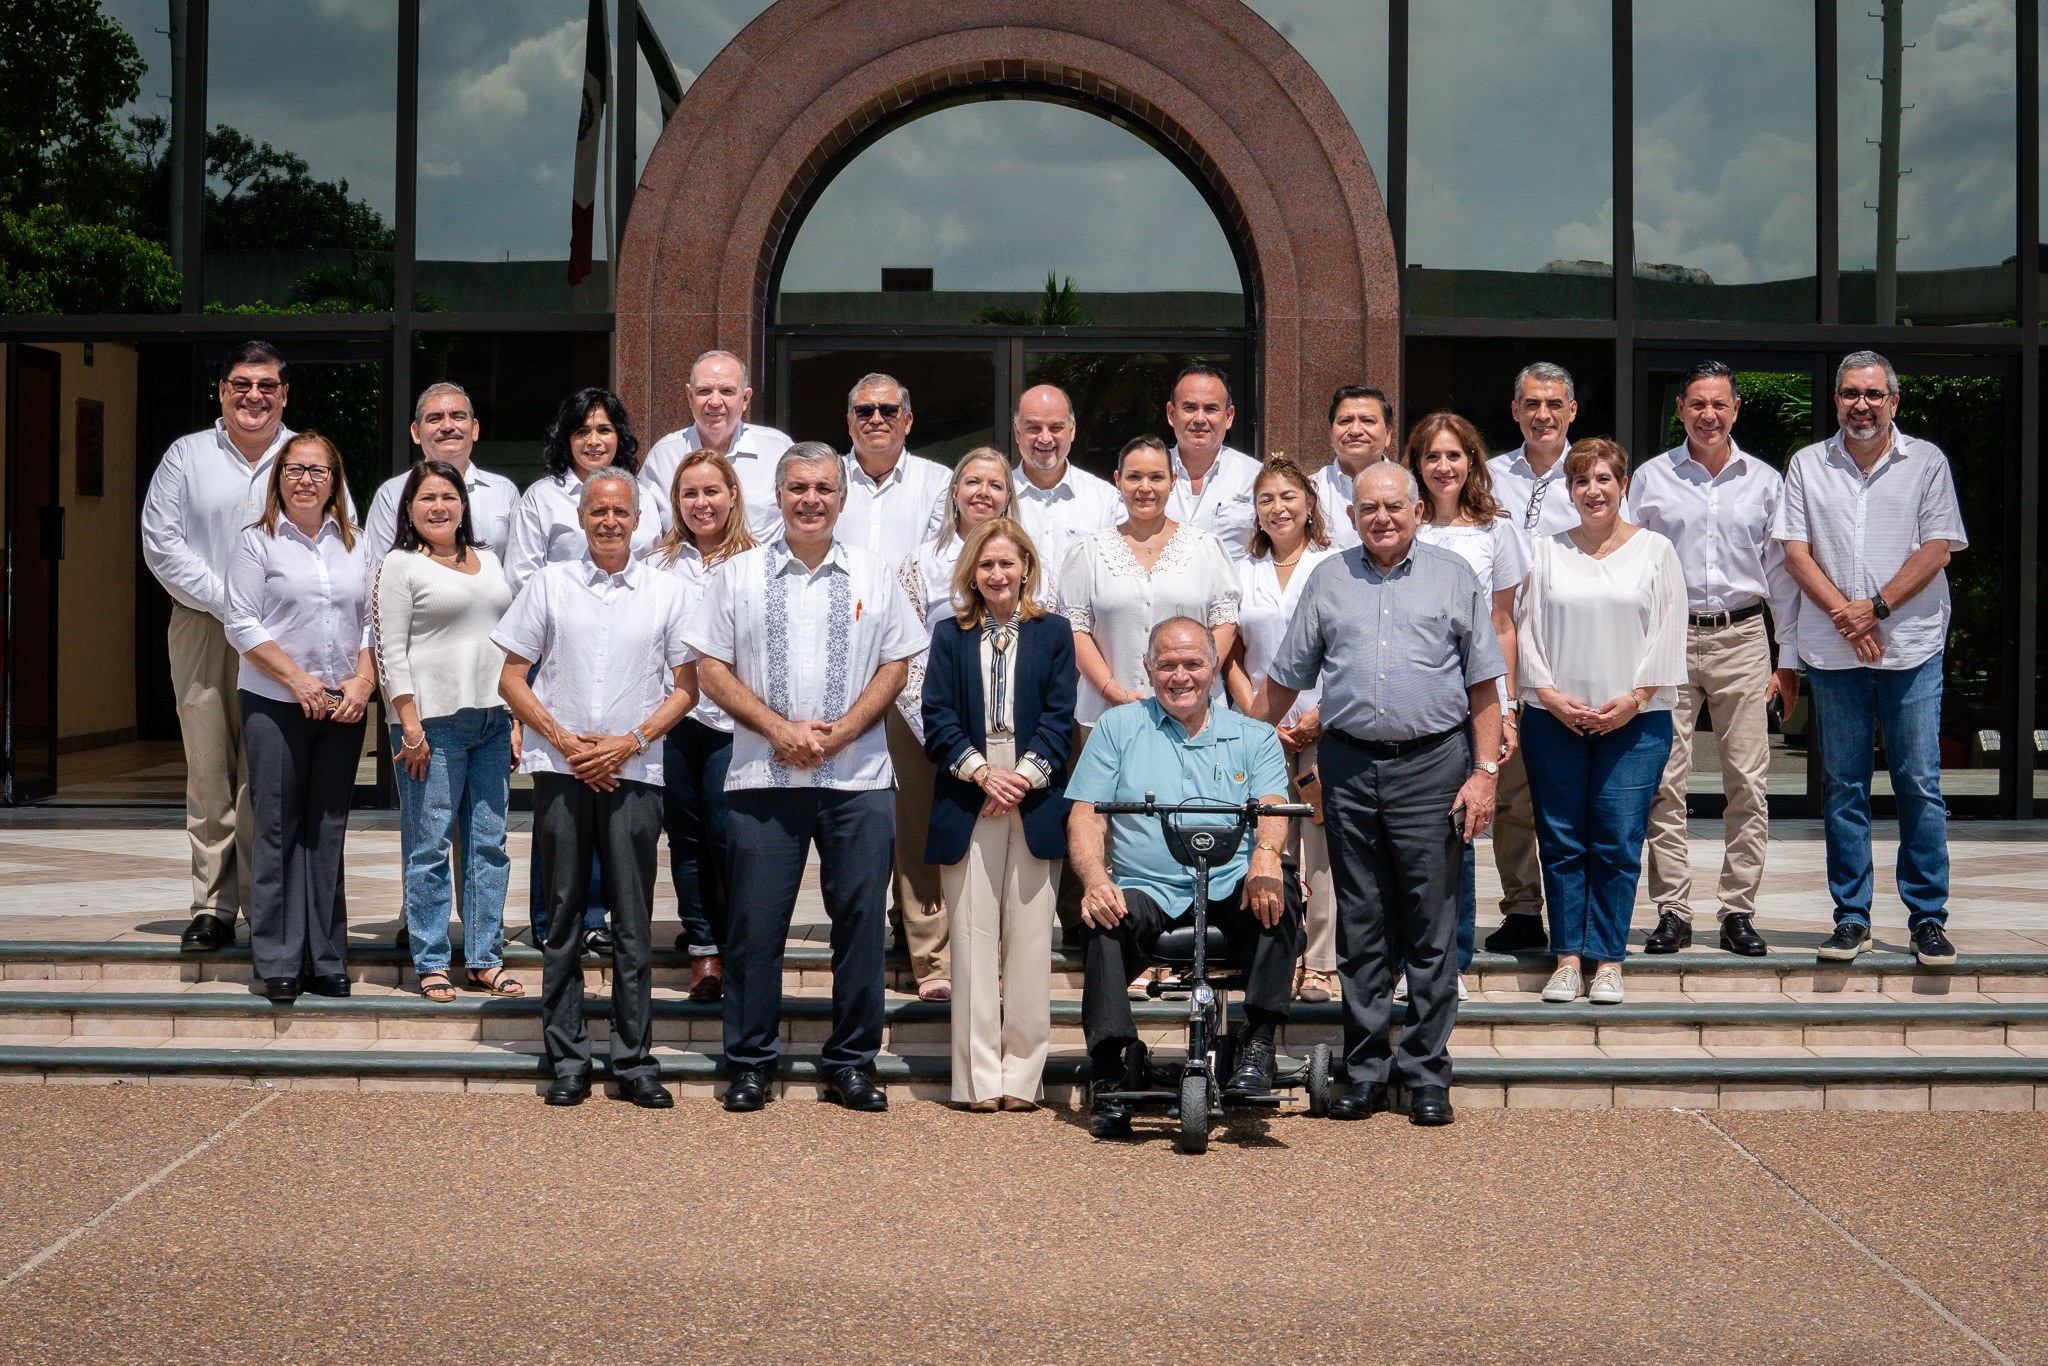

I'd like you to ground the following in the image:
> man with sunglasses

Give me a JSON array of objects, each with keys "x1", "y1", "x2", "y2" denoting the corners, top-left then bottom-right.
[
  {"x1": 141, "y1": 340, "x2": 352, "y2": 953},
  {"x1": 1479, "y1": 361, "x2": 1581, "y2": 955},
  {"x1": 1776, "y1": 351, "x2": 1967, "y2": 967}
]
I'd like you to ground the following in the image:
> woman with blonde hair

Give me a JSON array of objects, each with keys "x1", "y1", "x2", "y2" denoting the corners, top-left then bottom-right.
[
  {"x1": 224, "y1": 431, "x2": 375, "y2": 1002},
  {"x1": 649, "y1": 448, "x2": 757, "y2": 999},
  {"x1": 921, "y1": 517, "x2": 1074, "y2": 1109}
]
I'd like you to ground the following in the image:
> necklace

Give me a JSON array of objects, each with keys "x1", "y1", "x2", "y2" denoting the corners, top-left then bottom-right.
[
  {"x1": 1271, "y1": 548, "x2": 1305, "y2": 567},
  {"x1": 1571, "y1": 526, "x2": 1626, "y2": 559}
]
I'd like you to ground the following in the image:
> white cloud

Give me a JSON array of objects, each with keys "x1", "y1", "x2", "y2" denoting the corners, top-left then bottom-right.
[
  {"x1": 314, "y1": 0, "x2": 399, "y2": 31},
  {"x1": 458, "y1": 21, "x2": 582, "y2": 122},
  {"x1": 419, "y1": 160, "x2": 463, "y2": 179}
]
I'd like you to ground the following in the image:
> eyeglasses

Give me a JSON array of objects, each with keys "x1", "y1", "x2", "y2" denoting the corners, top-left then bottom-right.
[
  {"x1": 1836, "y1": 387, "x2": 1894, "y2": 405},
  {"x1": 851, "y1": 403, "x2": 903, "y2": 421},
  {"x1": 1523, "y1": 477, "x2": 1552, "y2": 529},
  {"x1": 225, "y1": 378, "x2": 282, "y2": 395},
  {"x1": 281, "y1": 463, "x2": 332, "y2": 484}
]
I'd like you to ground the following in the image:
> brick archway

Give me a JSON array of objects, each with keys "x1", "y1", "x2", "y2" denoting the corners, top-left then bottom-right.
[{"x1": 615, "y1": 0, "x2": 1398, "y2": 459}]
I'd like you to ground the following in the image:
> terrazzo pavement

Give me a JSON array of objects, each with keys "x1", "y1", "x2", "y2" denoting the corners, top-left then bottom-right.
[{"x1": 0, "y1": 1088, "x2": 2040, "y2": 1364}]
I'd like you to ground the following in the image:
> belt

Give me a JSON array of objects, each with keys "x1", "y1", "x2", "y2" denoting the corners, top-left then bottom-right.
[
  {"x1": 1325, "y1": 724, "x2": 1463, "y2": 760},
  {"x1": 1689, "y1": 601, "x2": 1765, "y2": 629}
]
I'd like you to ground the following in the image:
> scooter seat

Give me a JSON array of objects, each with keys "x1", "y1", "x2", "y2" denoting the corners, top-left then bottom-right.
[{"x1": 1148, "y1": 925, "x2": 1232, "y2": 966}]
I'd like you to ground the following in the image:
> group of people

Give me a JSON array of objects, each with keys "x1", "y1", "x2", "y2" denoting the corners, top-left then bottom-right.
[{"x1": 139, "y1": 340, "x2": 1967, "y2": 1127}]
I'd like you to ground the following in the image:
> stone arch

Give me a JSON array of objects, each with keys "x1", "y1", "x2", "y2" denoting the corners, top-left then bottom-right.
[{"x1": 616, "y1": 0, "x2": 1398, "y2": 459}]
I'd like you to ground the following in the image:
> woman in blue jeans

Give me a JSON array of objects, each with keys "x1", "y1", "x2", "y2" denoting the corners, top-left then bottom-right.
[
  {"x1": 649, "y1": 448, "x2": 757, "y2": 1001},
  {"x1": 1515, "y1": 439, "x2": 1687, "y2": 1006},
  {"x1": 373, "y1": 460, "x2": 521, "y2": 1001}
]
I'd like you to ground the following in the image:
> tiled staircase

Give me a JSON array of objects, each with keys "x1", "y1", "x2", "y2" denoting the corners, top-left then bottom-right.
[{"x1": 1, "y1": 940, "x2": 2043, "y2": 1110}]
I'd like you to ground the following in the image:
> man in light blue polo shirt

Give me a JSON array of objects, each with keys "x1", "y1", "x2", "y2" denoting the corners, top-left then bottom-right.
[{"x1": 1067, "y1": 616, "x2": 1298, "y2": 1136}]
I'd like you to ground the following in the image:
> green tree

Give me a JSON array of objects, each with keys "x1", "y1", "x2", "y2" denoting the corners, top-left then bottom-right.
[
  {"x1": 204, "y1": 125, "x2": 393, "y2": 251},
  {"x1": 0, "y1": 0, "x2": 146, "y2": 222},
  {"x1": 0, "y1": 203, "x2": 176, "y2": 312}
]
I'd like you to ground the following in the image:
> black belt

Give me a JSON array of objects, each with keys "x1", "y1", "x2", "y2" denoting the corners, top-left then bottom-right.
[
  {"x1": 1689, "y1": 601, "x2": 1765, "y2": 628},
  {"x1": 1325, "y1": 724, "x2": 1463, "y2": 760}
]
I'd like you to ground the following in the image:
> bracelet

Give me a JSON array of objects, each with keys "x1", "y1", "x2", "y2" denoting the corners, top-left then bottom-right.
[
  {"x1": 354, "y1": 673, "x2": 376, "y2": 685},
  {"x1": 1253, "y1": 840, "x2": 1282, "y2": 856},
  {"x1": 630, "y1": 727, "x2": 650, "y2": 755},
  {"x1": 399, "y1": 732, "x2": 425, "y2": 751}
]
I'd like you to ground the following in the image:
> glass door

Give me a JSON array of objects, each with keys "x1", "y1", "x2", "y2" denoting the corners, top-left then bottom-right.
[{"x1": 5, "y1": 345, "x2": 62, "y2": 803}]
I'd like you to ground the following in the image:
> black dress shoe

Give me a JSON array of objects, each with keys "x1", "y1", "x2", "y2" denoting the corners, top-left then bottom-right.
[
  {"x1": 259, "y1": 976, "x2": 300, "y2": 1002},
  {"x1": 1643, "y1": 911, "x2": 1692, "y2": 954},
  {"x1": 304, "y1": 974, "x2": 351, "y2": 997},
  {"x1": 1719, "y1": 913, "x2": 1768, "y2": 957},
  {"x1": 722, "y1": 1068, "x2": 771, "y2": 1112},
  {"x1": 582, "y1": 926, "x2": 614, "y2": 956},
  {"x1": 1911, "y1": 922, "x2": 1958, "y2": 967},
  {"x1": 820, "y1": 1065, "x2": 888, "y2": 1112},
  {"x1": 1816, "y1": 921, "x2": 1871, "y2": 961},
  {"x1": 1328, "y1": 1082, "x2": 1387, "y2": 1121},
  {"x1": 1225, "y1": 1036, "x2": 1276, "y2": 1094},
  {"x1": 1408, "y1": 1084, "x2": 1455, "y2": 1126},
  {"x1": 394, "y1": 924, "x2": 409, "y2": 951},
  {"x1": 621, "y1": 1074, "x2": 674, "y2": 1108},
  {"x1": 1088, "y1": 1080, "x2": 1132, "y2": 1138},
  {"x1": 181, "y1": 913, "x2": 232, "y2": 952},
  {"x1": 545, "y1": 1073, "x2": 591, "y2": 1106},
  {"x1": 1483, "y1": 914, "x2": 1548, "y2": 953}
]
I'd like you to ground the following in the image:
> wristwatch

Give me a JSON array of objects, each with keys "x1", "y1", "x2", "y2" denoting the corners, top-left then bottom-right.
[
  {"x1": 630, "y1": 727, "x2": 650, "y2": 755},
  {"x1": 1474, "y1": 761, "x2": 1500, "y2": 776},
  {"x1": 1871, "y1": 592, "x2": 1892, "y2": 621}
]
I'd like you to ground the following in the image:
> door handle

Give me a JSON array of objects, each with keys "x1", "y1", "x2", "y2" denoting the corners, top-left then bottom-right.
[{"x1": 37, "y1": 506, "x2": 64, "y2": 561}]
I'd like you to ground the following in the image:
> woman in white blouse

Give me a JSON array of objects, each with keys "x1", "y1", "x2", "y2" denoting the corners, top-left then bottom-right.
[
  {"x1": 649, "y1": 448, "x2": 757, "y2": 1001},
  {"x1": 887, "y1": 446, "x2": 1019, "y2": 1004},
  {"x1": 502, "y1": 388, "x2": 660, "y2": 594},
  {"x1": 223, "y1": 432, "x2": 375, "y2": 1003},
  {"x1": 1516, "y1": 438, "x2": 1687, "y2": 1006},
  {"x1": 1222, "y1": 457, "x2": 1340, "y2": 1004},
  {"x1": 1401, "y1": 411, "x2": 1531, "y2": 1001},
  {"x1": 373, "y1": 459, "x2": 520, "y2": 1003}
]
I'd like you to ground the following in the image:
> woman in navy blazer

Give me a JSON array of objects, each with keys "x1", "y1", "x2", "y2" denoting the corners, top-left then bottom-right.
[{"x1": 922, "y1": 517, "x2": 1075, "y2": 1110}]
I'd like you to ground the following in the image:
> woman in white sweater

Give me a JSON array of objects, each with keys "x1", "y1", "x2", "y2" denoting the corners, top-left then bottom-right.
[
  {"x1": 1516, "y1": 438, "x2": 1687, "y2": 1007},
  {"x1": 373, "y1": 459, "x2": 521, "y2": 1002}
]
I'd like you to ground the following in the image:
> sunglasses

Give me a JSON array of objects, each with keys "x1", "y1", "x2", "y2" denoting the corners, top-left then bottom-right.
[{"x1": 851, "y1": 403, "x2": 903, "y2": 421}]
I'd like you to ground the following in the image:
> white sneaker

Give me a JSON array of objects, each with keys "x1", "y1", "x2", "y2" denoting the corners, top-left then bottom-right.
[
  {"x1": 1391, "y1": 973, "x2": 1410, "y2": 1004},
  {"x1": 1588, "y1": 963, "x2": 1625, "y2": 1005},
  {"x1": 1540, "y1": 963, "x2": 1583, "y2": 1003},
  {"x1": 1456, "y1": 974, "x2": 1469, "y2": 1002}
]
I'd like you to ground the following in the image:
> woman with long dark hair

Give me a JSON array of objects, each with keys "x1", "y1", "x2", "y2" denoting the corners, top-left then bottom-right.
[{"x1": 503, "y1": 388, "x2": 661, "y2": 593}]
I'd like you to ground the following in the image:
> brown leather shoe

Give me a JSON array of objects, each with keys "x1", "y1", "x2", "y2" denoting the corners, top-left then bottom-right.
[
  {"x1": 687, "y1": 955, "x2": 724, "y2": 1002},
  {"x1": 998, "y1": 1096, "x2": 1039, "y2": 1112}
]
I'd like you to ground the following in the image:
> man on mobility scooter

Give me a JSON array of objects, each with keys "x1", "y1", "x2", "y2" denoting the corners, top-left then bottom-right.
[{"x1": 1067, "y1": 616, "x2": 1307, "y2": 1142}]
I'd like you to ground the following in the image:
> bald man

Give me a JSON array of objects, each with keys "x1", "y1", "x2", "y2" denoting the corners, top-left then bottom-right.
[{"x1": 1010, "y1": 384, "x2": 1124, "y2": 602}]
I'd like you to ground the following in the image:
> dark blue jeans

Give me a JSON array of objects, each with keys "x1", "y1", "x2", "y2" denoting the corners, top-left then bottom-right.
[
  {"x1": 1520, "y1": 707, "x2": 1673, "y2": 964},
  {"x1": 663, "y1": 717, "x2": 734, "y2": 956},
  {"x1": 1805, "y1": 656, "x2": 1950, "y2": 929}
]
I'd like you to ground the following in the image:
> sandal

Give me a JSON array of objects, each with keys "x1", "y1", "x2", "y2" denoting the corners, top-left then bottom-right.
[
  {"x1": 417, "y1": 971, "x2": 456, "y2": 1003},
  {"x1": 467, "y1": 965, "x2": 525, "y2": 998},
  {"x1": 917, "y1": 978, "x2": 952, "y2": 1003}
]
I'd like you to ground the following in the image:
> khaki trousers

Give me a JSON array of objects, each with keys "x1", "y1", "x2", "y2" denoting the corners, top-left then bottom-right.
[
  {"x1": 940, "y1": 737, "x2": 1054, "y2": 1103},
  {"x1": 168, "y1": 606, "x2": 253, "y2": 925},
  {"x1": 1491, "y1": 746, "x2": 1544, "y2": 917},
  {"x1": 1646, "y1": 614, "x2": 1773, "y2": 921},
  {"x1": 1291, "y1": 740, "x2": 1336, "y2": 973},
  {"x1": 885, "y1": 709, "x2": 950, "y2": 982}
]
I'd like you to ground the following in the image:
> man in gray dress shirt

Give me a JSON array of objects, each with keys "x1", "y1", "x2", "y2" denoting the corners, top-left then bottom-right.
[{"x1": 1257, "y1": 462, "x2": 1506, "y2": 1128}]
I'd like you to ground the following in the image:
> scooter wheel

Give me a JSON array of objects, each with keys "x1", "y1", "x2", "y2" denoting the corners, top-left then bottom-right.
[
  {"x1": 1305, "y1": 1043, "x2": 1333, "y2": 1118},
  {"x1": 1179, "y1": 1072, "x2": 1210, "y2": 1153}
]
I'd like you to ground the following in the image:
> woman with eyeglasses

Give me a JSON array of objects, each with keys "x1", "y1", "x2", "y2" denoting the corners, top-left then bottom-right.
[
  {"x1": 224, "y1": 432, "x2": 374, "y2": 1002},
  {"x1": 373, "y1": 458, "x2": 521, "y2": 1003}
]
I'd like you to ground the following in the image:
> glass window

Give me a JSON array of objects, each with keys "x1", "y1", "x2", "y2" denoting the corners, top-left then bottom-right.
[
  {"x1": 1243, "y1": 0, "x2": 1390, "y2": 178},
  {"x1": 775, "y1": 101, "x2": 1245, "y2": 327},
  {"x1": 1632, "y1": 2, "x2": 1817, "y2": 323},
  {"x1": 1405, "y1": 0, "x2": 1613, "y2": 319},
  {"x1": 415, "y1": 0, "x2": 612, "y2": 312},
  {"x1": 203, "y1": 1, "x2": 398, "y2": 309},
  {"x1": 1401, "y1": 338, "x2": 1616, "y2": 459},
  {"x1": 415, "y1": 331, "x2": 615, "y2": 489},
  {"x1": 1838, "y1": 0, "x2": 2018, "y2": 326}
]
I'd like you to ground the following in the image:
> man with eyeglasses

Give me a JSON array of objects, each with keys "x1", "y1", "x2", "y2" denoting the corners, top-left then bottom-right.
[
  {"x1": 1165, "y1": 363, "x2": 1261, "y2": 566},
  {"x1": 1479, "y1": 360, "x2": 1580, "y2": 954},
  {"x1": 1775, "y1": 351, "x2": 1967, "y2": 967},
  {"x1": 363, "y1": 383, "x2": 520, "y2": 557},
  {"x1": 142, "y1": 340, "x2": 348, "y2": 953},
  {"x1": 640, "y1": 349, "x2": 793, "y2": 543},
  {"x1": 1623, "y1": 361, "x2": 1803, "y2": 958}
]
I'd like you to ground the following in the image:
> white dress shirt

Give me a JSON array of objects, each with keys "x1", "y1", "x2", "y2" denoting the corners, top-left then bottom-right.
[
  {"x1": 1489, "y1": 446, "x2": 1584, "y2": 539},
  {"x1": 647, "y1": 541, "x2": 736, "y2": 733},
  {"x1": 362, "y1": 461, "x2": 521, "y2": 563},
  {"x1": 1235, "y1": 547, "x2": 1340, "y2": 726},
  {"x1": 838, "y1": 449, "x2": 951, "y2": 568},
  {"x1": 1772, "y1": 428, "x2": 1969, "y2": 673},
  {"x1": 1059, "y1": 524, "x2": 1242, "y2": 724},
  {"x1": 1517, "y1": 529, "x2": 1689, "y2": 713},
  {"x1": 371, "y1": 547, "x2": 515, "y2": 720},
  {"x1": 1014, "y1": 463, "x2": 1125, "y2": 599},
  {"x1": 501, "y1": 471, "x2": 662, "y2": 595},
  {"x1": 639, "y1": 421, "x2": 793, "y2": 543},
  {"x1": 1167, "y1": 444, "x2": 1261, "y2": 565},
  {"x1": 1312, "y1": 459, "x2": 1371, "y2": 551},
  {"x1": 948, "y1": 620, "x2": 1052, "y2": 789},
  {"x1": 141, "y1": 421, "x2": 298, "y2": 620},
  {"x1": 683, "y1": 537, "x2": 925, "y2": 792},
  {"x1": 490, "y1": 554, "x2": 695, "y2": 787},
  {"x1": 1417, "y1": 517, "x2": 1532, "y2": 704},
  {"x1": 1623, "y1": 440, "x2": 1804, "y2": 669},
  {"x1": 223, "y1": 516, "x2": 373, "y2": 704}
]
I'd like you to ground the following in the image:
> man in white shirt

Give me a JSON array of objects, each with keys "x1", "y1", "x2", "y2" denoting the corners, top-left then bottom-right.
[
  {"x1": 494, "y1": 468, "x2": 699, "y2": 1109},
  {"x1": 1480, "y1": 361, "x2": 1580, "y2": 954},
  {"x1": 362, "y1": 383, "x2": 520, "y2": 560},
  {"x1": 1165, "y1": 364, "x2": 1261, "y2": 565},
  {"x1": 1776, "y1": 351, "x2": 1968, "y2": 968},
  {"x1": 639, "y1": 349, "x2": 793, "y2": 542},
  {"x1": 1011, "y1": 383, "x2": 1123, "y2": 600},
  {"x1": 1625, "y1": 361, "x2": 1803, "y2": 958},
  {"x1": 1314, "y1": 384, "x2": 1395, "y2": 552},
  {"x1": 140, "y1": 341, "x2": 296, "y2": 953},
  {"x1": 688, "y1": 442, "x2": 924, "y2": 1114}
]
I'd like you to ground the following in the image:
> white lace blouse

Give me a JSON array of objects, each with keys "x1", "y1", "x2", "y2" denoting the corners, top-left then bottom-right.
[{"x1": 1059, "y1": 522, "x2": 1240, "y2": 725}]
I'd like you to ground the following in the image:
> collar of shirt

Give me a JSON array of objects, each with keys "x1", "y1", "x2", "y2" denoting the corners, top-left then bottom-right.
[
  {"x1": 1150, "y1": 698, "x2": 1221, "y2": 748},
  {"x1": 213, "y1": 418, "x2": 292, "y2": 468},
  {"x1": 1505, "y1": 446, "x2": 1567, "y2": 483},
  {"x1": 1018, "y1": 469, "x2": 1077, "y2": 503},
  {"x1": 579, "y1": 551, "x2": 646, "y2": 590},
  {"x1": 1671, "y1": 438, "x2": 1753, "y2": 482},
  {"x1": 277, "y1": 514, "x2": 345, "y2": 549},
  {"x1": 766, "y1": 536, "x2": 851, "y2": 579},
  {"x1": 847, "y1": 453, "x2": 910, "y2": 490},
  {"x1": 1169, "y1": 445, "x2": 1247, "y2": 485},
  {"x1": 1355, "y1": 546, "x2": 1415, "y2": 582},
  {"x1": 1824, "y1": 427, "x2": 1918, "y2": 481}
]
